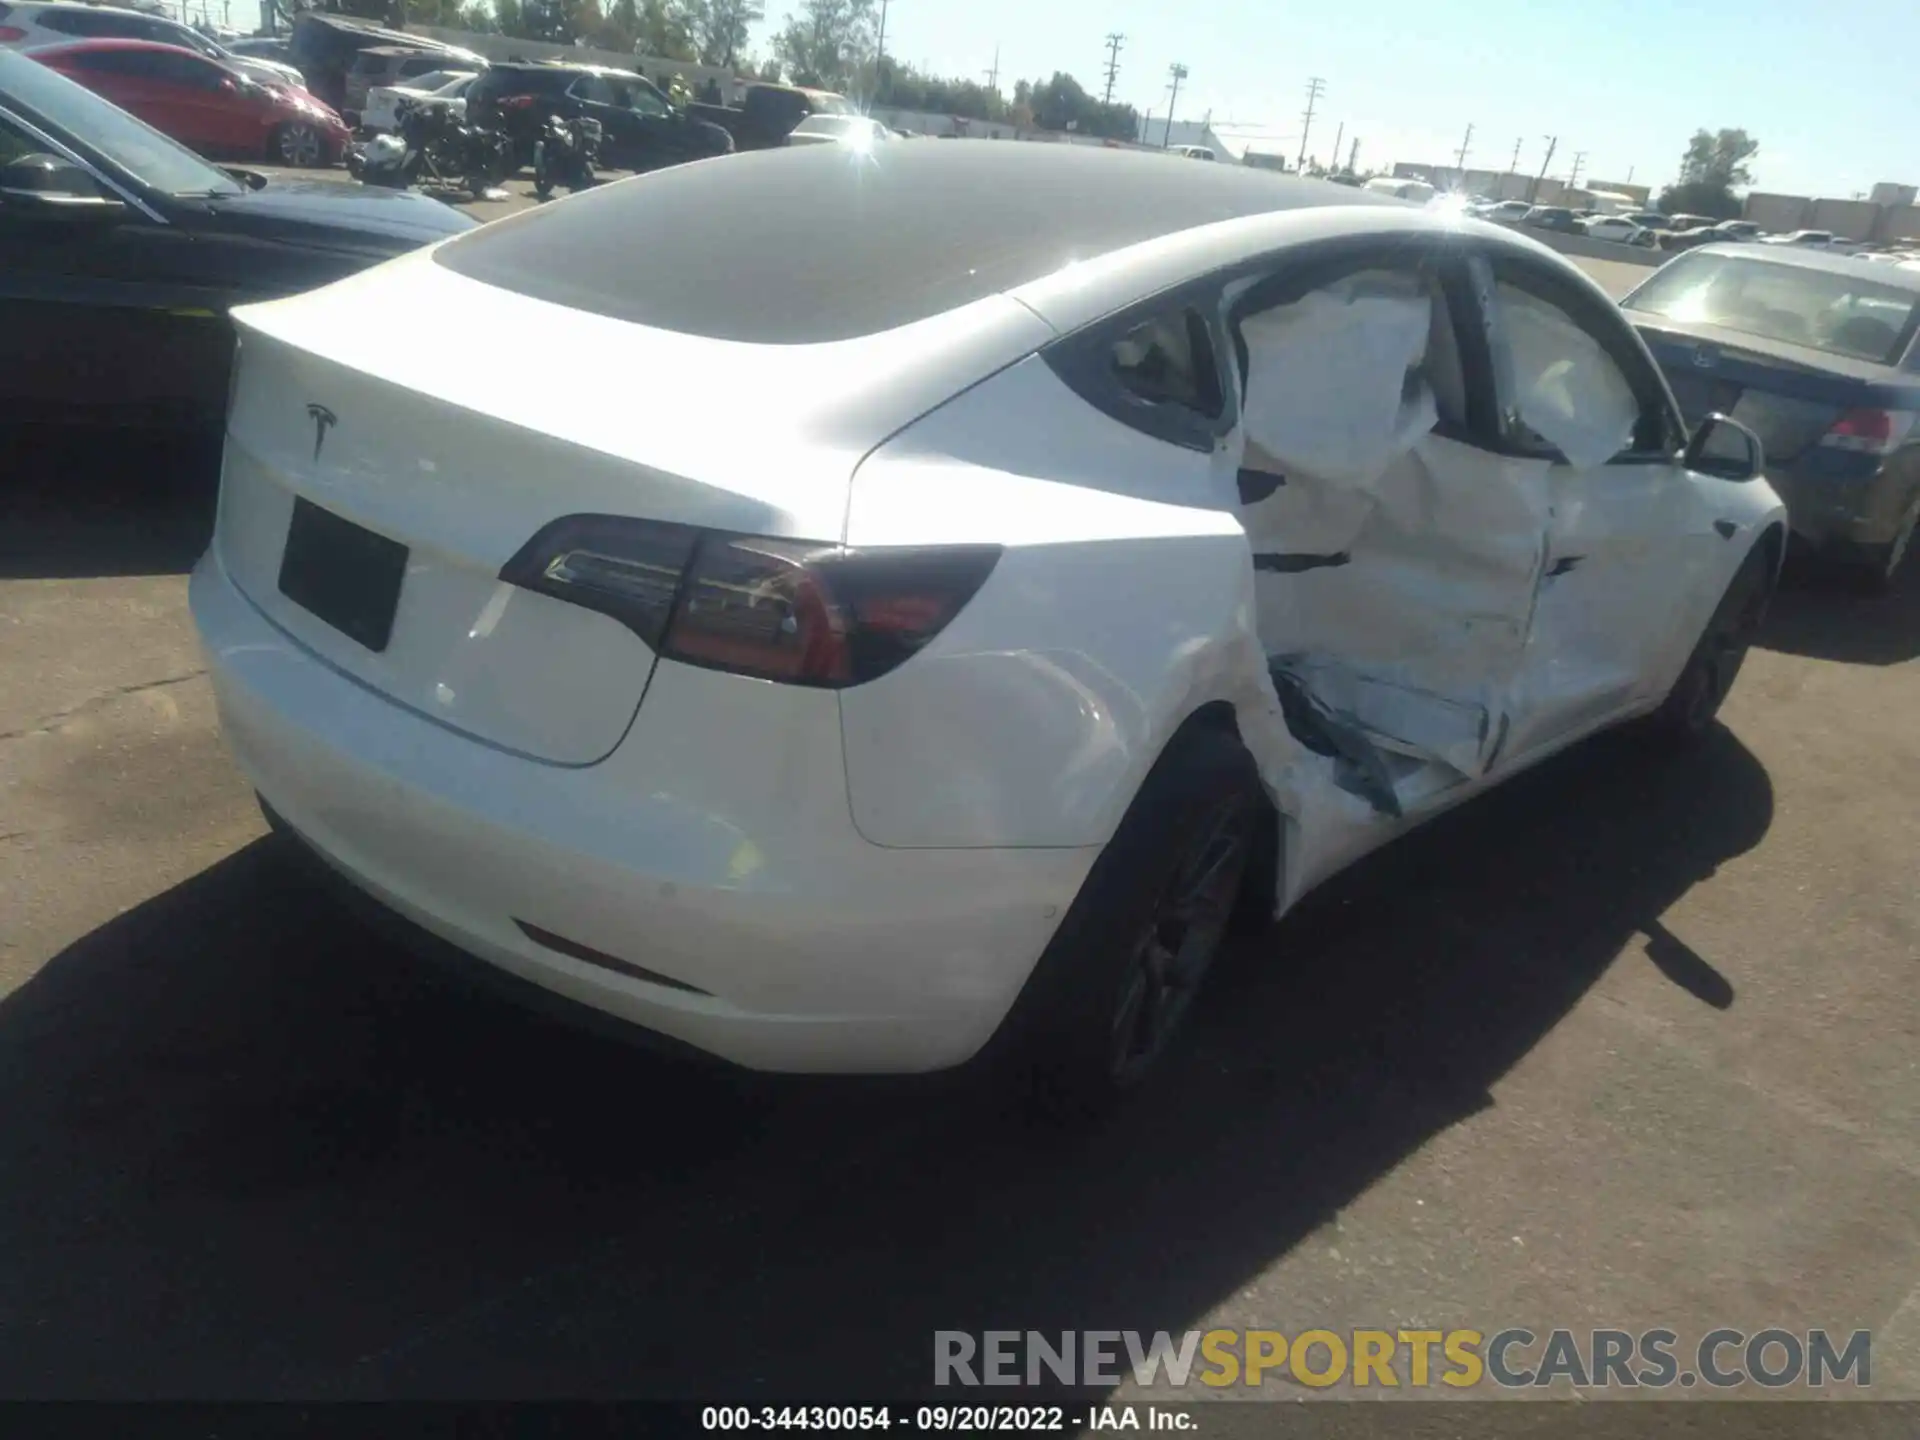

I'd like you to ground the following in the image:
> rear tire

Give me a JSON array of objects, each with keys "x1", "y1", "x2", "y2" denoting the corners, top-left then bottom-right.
[
  {"x1": 533, "y1": 141, "x2": 554, "y2": 198},
  {"x1": 1839, "y1": 507, "x2": 1916, "y2": 596},
  {"x1": 990, "y1": 725, "x2": 1263, "y2": 1117},
  {"x1": 1643, "y1": 543, "x2": 1774, "y2": 744}
]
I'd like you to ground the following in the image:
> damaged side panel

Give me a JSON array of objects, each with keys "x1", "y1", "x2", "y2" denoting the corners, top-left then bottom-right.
[{"x1": 1230, "y1": 266, "x2": 1554, "y2": 858}]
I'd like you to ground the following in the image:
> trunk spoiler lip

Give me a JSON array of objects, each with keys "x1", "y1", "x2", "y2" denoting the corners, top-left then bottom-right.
[
  {"x1": 1629, "y1": 314, "x2": 1916, "y2": 391},
  {"x1": 1633, "y1": 321, "x2": 1920, "y2": 412}
]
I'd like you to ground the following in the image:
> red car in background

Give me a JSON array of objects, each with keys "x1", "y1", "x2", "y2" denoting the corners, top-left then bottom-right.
[{"x1": 30, "y1": 39, "x2": 349, "y2": 166}]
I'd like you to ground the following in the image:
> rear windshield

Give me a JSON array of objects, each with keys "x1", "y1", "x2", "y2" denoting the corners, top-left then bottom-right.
[
  {"x1": 434, "y1": 143, "x2": 1388, "y2": 344},
  {"x1": 1624, "y1": 252, "x2": 1919, "y2": 365}
]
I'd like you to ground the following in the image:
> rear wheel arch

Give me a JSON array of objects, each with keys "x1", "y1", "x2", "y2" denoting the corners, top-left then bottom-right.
[{"x1": 1153, "y1": 699, "x2": 1284, "y2": 931}]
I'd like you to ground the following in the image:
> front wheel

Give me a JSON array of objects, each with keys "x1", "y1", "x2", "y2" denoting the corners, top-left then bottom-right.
[
  {"x1": 992, "y1": 726, "x2": 1262, "y2": 1115},
  {"x1": 532, "y1": 141, "x2": 554, "y2": 198},
  {"x1": 271, "y1": 122, "x2": 326, "y2": 167},
  {"x1": 1643, "y1": 544, "x2": 1774, "y2": 744}
]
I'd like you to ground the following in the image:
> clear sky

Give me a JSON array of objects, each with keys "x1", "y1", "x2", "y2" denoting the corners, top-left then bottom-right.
[{"x1": 742, "y1": 0, "x2": 1915, "y2": 199}]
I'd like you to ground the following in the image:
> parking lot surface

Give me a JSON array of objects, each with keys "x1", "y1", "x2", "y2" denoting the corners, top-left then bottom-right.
[{"x1": 1, "y1": 253, "x2": 1916, "y2": 1402}]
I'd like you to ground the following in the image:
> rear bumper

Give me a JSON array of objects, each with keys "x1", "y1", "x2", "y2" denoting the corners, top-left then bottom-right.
[
  {"x1": 1769, "y1": 448, "x2": 1920, "y2": 552},
  {"x1": 189, "y1": 546, "x2": 1098, "y2": 1074}
]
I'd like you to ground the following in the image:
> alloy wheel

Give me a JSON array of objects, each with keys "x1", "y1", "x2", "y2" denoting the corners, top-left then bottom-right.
[
  {"x1": 277, "y1": 123, "x2": 323, "y2": 167},
  {"x1": 1108, "y1": 795, "x2": 1255, "y2": 1086}
]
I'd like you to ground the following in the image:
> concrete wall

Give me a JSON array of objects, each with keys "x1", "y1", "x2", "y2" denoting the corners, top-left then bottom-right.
[
  {"x1": 1808, "y1": 197, "x2": 1879, "y2": 242},
  {"x1": 1744, "y1": 188, "x2": 1920, "y2": 245},
  {"x1": 1743, "y1": 192, "x2": 1810, "y2": 232},
  {"x1": 1393, "y1": 162, "x2": 1560, "y2": 201},
  {"x1": 1882, "y1": 207, "x2": 1920, "y2": 243}
]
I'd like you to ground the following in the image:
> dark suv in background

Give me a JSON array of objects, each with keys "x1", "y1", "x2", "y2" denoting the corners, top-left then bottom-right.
[{"x1": 464, "y1": 62, "x2": 731, "y2": 172}]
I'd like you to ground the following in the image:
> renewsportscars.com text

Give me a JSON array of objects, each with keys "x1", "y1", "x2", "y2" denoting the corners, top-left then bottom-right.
[{"x1": 934, "y1": 1328, "x2": 1872, "y2": 1390}]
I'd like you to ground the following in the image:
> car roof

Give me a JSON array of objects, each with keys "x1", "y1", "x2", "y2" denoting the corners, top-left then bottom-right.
[
  {"x1": 12, "y1": 1, "x2": 175, "y2": 11},
  {"x1": 1688, "y1": 242, "x2": 1920, "y2": 291},
  {"x1": 480, "y1": 60, "x2": 637, "y2": 82},
  {"x1": 29, "y1": 37, "x2": 209, "y2": 54},
  {"x1": 435, "y1": 140, "x2": 1445, "y2": 344}
]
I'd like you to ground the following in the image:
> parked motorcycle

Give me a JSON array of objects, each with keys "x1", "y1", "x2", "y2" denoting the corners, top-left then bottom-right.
[
  {"x1": 346, "y1": 99, "x2": 513, "y2": 201},
  {"x1": 532, "y1": 113, "x2": 602, "y2": 199}
]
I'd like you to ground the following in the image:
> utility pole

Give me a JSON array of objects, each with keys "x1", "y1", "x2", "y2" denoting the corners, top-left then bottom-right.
[
  {"x1": 1330, "y1": 120, "x2": 1344, "y2": 174},
  {"x1": 875, "y1": 0, "x2": 890, "y2": 77},
  {"x1": 1347, "y1": 135, "x2": 1360, "y2": 175},
  {"x1": 1625, "y1": 165, "x2": 1635, "y2": 184},
  {"x1": 1455, "y1": 122, "x2": 1474, "y2": 178},
  {"x1": 1101, "y1": 32, "x2": 1124, "y2": 106},
  {"x1": 1568, "y1": 149, "x2": 1588, "y2": 189},
  {"x1": 1297, "y1": 75, "x2": 1325, "y2": 171},
  {"x1": 1163, "y1": 62, "x2": 1188, "y2": 147},
  {"x1": 983, "y1": 44, "x2": 998, "y2": 93},
  {"x1": 1530, "y1": 135, "x2": 1557, "y2": 202}
]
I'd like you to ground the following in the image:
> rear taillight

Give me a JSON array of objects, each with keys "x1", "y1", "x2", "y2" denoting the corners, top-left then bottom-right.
[
  {"x1": 500, "y1": 516, "x2": 1000, "y2": 688},
  {"x1": 1820, "y1": 408, "x2": 1917, "y2": 455},
  {"x1": 498, "y1": 93, "x2": 538, "y2": 110},
  {"x1": 0, "y1": 24, "x2": 27, "y2": 38}
]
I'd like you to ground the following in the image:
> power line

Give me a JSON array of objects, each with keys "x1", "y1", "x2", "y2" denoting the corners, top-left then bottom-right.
[
  {"x1": 1163, "y1": 62, "x2": 1188, "y2": 148},
  {"x1": 1297, "y1": 75, "x2": 1325, "y2": 171},
  {"x1": 1101, "y1": 32, "x2": 1124, "y2": 107}
]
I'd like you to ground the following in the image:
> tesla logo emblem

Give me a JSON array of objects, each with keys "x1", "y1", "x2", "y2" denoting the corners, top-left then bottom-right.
[
  {"x1": 306, "y1": 403, "x2": 337, "y2": 462},
  {"x1": 1691, "y1": 346, "x2": 1719, "y2": 369}
]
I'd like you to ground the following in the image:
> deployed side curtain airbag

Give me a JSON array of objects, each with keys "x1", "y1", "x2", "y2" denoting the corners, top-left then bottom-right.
[
  {"x1": 1237, "y1": 274, "x2": 1438, "y2": 493},
  {"x1": 1500, "y1": 283, "x2": 1640, "y2": 469}
]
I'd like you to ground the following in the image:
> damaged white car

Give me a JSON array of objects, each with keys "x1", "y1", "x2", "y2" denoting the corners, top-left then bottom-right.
[{"x1": 190, "y1": 143, "x2": 1786, "y2": 1108}]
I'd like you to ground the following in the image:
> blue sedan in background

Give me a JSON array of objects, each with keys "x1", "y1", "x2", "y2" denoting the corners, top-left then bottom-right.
[{"x1": 1624, "y1": 245, "x2": 1920, "y2": 592}]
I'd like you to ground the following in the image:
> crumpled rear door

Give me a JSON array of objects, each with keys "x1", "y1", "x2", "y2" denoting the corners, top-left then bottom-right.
[{"x1": 1228, "y1": 259, "x2": 1552, "y2": 814}]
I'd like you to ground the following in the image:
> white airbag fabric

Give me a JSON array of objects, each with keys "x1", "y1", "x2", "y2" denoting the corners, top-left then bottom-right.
[
  {"x1": 1239, "y1": 278, "x2": 1437, "y2": 491},
  {"x1": 1501, "y1": 284, "x2": 1638, "y2": 469}
]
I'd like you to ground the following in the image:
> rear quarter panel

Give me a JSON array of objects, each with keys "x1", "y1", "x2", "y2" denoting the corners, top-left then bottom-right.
[{"x1": 839, "y1": 354, "x2": 1258, "y2": 850}]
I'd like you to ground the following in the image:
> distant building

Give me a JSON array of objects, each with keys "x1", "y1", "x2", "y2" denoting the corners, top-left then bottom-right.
[
  {"x1": 1135, "y1": 117, "x2": 1292, "y2": 166},
  {"x1": 1870, "y1": 182, "x2": 1917, "y2": 208},
  {"x1": 1586, "y1": 178, "x2": 1652, "y2": 205}
]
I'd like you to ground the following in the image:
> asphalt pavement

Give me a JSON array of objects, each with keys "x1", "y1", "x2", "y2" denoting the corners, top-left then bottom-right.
[{"x1": 0, "y1": 251, "x2": 1916, "y2": 1405}]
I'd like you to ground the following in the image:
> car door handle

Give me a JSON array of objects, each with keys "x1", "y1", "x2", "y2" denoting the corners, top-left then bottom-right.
[{"x1": 1545, "y1": 555, "x2": 1584, "y2": 579}]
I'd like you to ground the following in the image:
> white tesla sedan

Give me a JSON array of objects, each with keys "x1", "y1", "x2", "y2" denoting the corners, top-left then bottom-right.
[{"x1": 191, "y1": 143, "x2": 1784, "y2": 1106}]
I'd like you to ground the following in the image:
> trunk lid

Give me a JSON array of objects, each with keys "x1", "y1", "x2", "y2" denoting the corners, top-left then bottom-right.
[
  {"x1": 1634, "y1": 318, "x2": 1914, "y2": 464},
  {"x1": 218, "y1": 248, "x2": 1049, "y2": 764}
]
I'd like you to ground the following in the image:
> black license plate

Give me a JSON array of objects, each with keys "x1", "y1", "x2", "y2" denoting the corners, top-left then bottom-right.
[{"x1": 277, "y1": 497, "x2": 408, "y2": 652}]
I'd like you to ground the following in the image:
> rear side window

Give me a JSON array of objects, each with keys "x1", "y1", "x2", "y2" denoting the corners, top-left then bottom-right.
[
  {"x1": 1110, "y1": 310, "x2": 1223, "y2": 419},
  {"x1": 569, "y1": 74, "x2": 616, "y2": 105},
  {"x1": 398, "y1": 54, "x2": 440, "y2": 78}
]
